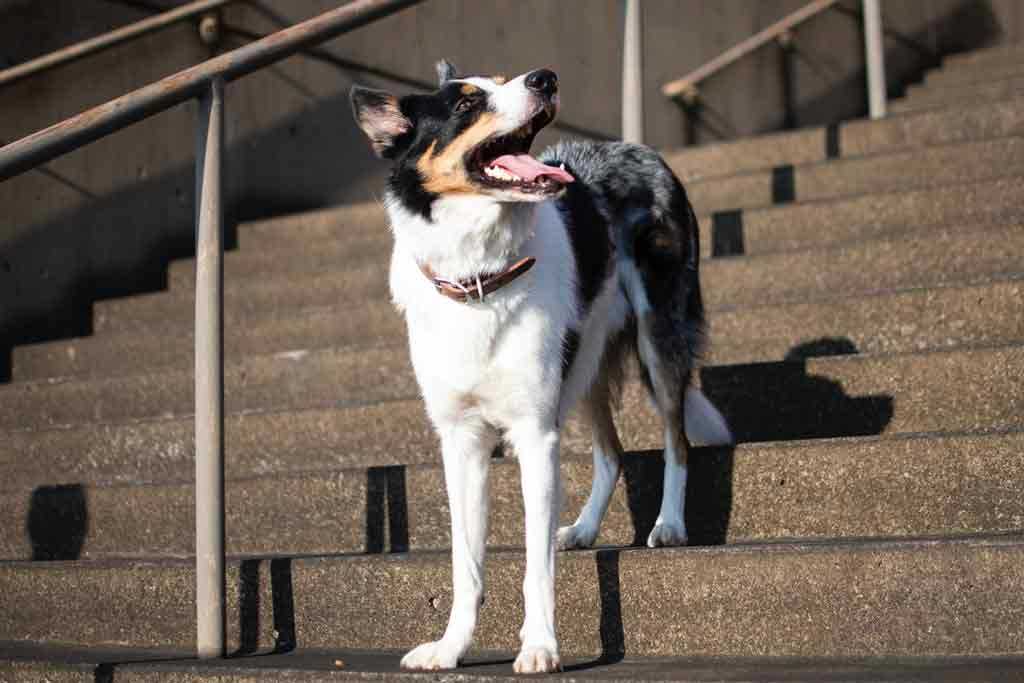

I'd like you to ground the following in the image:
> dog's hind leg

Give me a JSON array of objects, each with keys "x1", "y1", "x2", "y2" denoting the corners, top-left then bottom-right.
[
  {"x1": 556, "y1": 373, "x2": 623, "y2": 550},
  {"x1": 401, "y1": 419, "x2": 497, "y2": 670},
  {"x1": 616, "y1": 207, "x2": 697, "y2": 548},
  {"x1": 636, "y1": 337, "x2": 692, "y2": 549}
]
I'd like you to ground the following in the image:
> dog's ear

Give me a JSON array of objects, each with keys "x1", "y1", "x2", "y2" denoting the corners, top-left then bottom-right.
[
  {"x1": 349, "y1": 86, "x2": 411, "y2": 159},
  {"x1": 436, "y1": 59, "x2": 458, "y2": 87}
]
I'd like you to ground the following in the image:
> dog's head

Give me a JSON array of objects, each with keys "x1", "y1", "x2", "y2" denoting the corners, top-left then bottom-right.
[{"x1": 350, "y1": 60, "x2": 574, "y2": 217}]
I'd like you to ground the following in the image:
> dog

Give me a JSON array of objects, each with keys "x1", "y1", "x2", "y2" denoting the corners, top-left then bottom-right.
[{"x1": 350, "y1": 60, "x2": 732, "y2": 674}]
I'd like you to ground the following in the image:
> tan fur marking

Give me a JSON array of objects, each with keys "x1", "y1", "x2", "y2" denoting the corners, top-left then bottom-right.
[
  {"x1": 493, "y1": 75, "x2": 507, "y2": 85},
  {"x1": 417, "y1": 112, "x2": 501, "y2": 194},
  {"x1": 460, "y1": 84, "x2": 479, "y2": 95}
]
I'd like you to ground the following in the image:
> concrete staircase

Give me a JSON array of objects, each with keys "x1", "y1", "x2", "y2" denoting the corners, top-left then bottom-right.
[{"x1": 2, "y1": 45, "x2": 1024, "y2": 681}]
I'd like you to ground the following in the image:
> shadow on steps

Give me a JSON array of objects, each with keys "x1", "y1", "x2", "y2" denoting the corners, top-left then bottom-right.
[{"x1": 589, "y1": 337, "x2": 892, "y2": 664}]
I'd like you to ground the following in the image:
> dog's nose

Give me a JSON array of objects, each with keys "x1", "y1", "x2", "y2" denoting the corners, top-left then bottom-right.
[{"x1": 525, "y1": 69, "x2": 558, "y2": 97}]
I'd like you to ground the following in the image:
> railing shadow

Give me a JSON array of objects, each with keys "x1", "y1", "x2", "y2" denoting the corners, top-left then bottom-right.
[
  {"x1": 26, "y1": 484, "x2": 88, "y2": 561},
  {"x1": 365, "y1": 465, "x2": 410, "y2": 554},
  {"x1": 235, "y1": 557, "x2": 296, "y2": 656}
]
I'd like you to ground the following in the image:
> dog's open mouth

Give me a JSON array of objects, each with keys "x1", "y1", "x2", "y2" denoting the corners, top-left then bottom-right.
[{"x1": 469, "y1": 108, "x2": 574, "y2": 193}]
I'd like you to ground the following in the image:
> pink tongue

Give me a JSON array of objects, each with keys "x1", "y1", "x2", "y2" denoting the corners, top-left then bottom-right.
[{"x1": 492, "y1": 154, "x2": 574, "y2": 183}]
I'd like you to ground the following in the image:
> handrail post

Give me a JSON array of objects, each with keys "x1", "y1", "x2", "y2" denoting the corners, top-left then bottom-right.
[
  {"x1": 622, "y1": 0, "x2": 644, "y2": 144},
  {"x1": 863, "y1": 0, "x2": 887, "y2": 119},
  {"x1": 195, "y1": 77, "x2": 226, "y2": 659}
]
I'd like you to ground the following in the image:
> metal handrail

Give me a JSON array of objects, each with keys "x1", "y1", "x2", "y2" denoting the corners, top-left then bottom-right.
[
  {"x1": 0, "y1": 0, "x2": 423, "y2": 182},
  {"x1": 0, "y1": 0, "x2": 235, "y2": 88},
  {"x1": 661, "y1": 0, "x2": 887, "y2": 121},
  {"x1": 0, "y1": 0, "x2": 422, "y2": 657},
  {"x1": 661, "y1": 0, "x2": 840, "y2": 101}
]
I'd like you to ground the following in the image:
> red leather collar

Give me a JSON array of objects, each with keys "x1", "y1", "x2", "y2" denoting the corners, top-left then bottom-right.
[{"x1": 419, "y1": 256, "x2": 536, "y2": 303}]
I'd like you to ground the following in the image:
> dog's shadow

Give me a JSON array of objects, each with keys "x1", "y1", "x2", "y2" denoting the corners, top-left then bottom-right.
[{"x1": 581, "y1": 336, "x2": 894, "y2": 667}]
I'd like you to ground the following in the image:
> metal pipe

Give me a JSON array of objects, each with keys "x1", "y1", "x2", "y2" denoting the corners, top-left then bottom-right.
[
  {"x1": 622, "y1": 0, "x2": 644, "y2": 144},
  {"x1": 195, "y1": 78, "x2": 226, "y2": 660},
  {"x1": 661, "y1": 0, "x2": 838, "y2": 99},
  {"x1": 0, "y1": 0, "x2": 235, "y2": 88},
  {"x1": 0, "y1": 0, "x2": 424, "y2": 182},
  {"x1": 863, "y1": 0, "x2": 887, "y2": 119}
]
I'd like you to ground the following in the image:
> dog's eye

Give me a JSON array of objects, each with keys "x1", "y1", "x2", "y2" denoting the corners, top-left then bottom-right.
[{"x1": 455, "y1": 96, "x2": 476, "y2": 113}]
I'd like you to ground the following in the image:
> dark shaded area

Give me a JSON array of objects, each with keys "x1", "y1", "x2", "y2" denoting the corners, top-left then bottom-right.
[
  {"x1": 270, "y1": 558, "x2": 297, "y2": 653},
  {"x1": 785, "y1": 337, "x2": 859, "y2": 360},
  {"x1": 710, "y1": 210, "x2": 744, "y2": 257},
  {"x1": 236, "y1": 560, "x2": 262, "y2": 655},
  {"x1": 94, "y1": 662, "x2": 114, "y2": 683},
  {"x1": 27, "y1": 484, "x2": 88, "y2": 560},
  {"x1": 699, "y1": 347, "x2": 893, "y2": 444},
  {"x1": 365, "y1": 465, "x2": 409, "y2": 553},
  {"x1": 825, "y1": 122, "x2": 841, "y2": 159},
  {"x1": 594, "y1": 549, "x2": 625, "y2": 665},
  {"x1": 235, "y1": 557, "x2": 297, "y2": 656},
  {"x1": 771, "y1": 164, "x2": 796, "y2": 204}
]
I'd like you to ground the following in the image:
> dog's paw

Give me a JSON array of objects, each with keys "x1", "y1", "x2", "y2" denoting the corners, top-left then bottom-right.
[
  {"x1": 646, "y1": 521, "x2": 688, "y2": 548},
  {"x1": 514, "y1": 645, "x2": 562, "y2": 674},
  {"x1": 400, "y1": 640, "x2": 461, "y2": 670},
  {"x1": 556, "y1": 523, "x2": 597, "y2": 551}
]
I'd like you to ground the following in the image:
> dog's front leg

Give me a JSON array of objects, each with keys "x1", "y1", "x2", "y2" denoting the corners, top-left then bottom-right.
[
  {"x1": 509, "y1": 422, "x2": 562, "y2": 673},
  {"x1": 401, "y1": 421, "x2": 496, "y2": 670}
]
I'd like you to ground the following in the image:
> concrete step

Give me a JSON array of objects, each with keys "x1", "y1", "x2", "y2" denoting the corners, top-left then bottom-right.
[
  {"x1": 4, "y1": 316, "x2": 1024, "y2": 435},
  {"x1": 153, "y1": 140, "x2": 1024, "y2": 289},
  {"x1": 6, "y1": 429, "x2": 1022, "y2": 560},
  {"x1": 95, "y1": 215, "x2": 1024, "y2": 334},
  {"x1": 4, "y1": 643, "x2": 1024, "y2": 683},
  {"x1": 943, "y1": 43, "x2": 1024, "y2": 68},
  {"x1": 93, "y1": 261, "x2": 388, "y2": 334},
  {"x1": 665, "y1": 94, "x2": 1024, "y2": 182},
  {"x1": 892, "y1": 81, "x2": 1024, "y2": 114},
  {"x1": 906, "y1": 74, "x2": 1024, "y2": 101},
  {"x1": 14, "y1": 277, "x2": 1024, "y2": 383},
  {"x1": 683, "y1": 135, "x2": 1024, "y2": 215},
  {"x1": 926, "y1": 61, "x2": 1024, "y2": 88},
  {"x1": 212, "y1": 173, "x2": 1024, "y2": 274},
  {"x1": 0, "y1": 533, "x2": 1021, "y2": 657},
  {"x1": 13, "y1": 301, "x2": 403, "y2": 381},
  {"x1": 1, "y1": 344, "x2": 1020, "y2": 488}
]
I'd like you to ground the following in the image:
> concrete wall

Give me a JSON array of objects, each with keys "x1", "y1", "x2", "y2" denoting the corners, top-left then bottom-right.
[{"x1": 0, "y1": 0, "x2": 1014, "y2": 372}]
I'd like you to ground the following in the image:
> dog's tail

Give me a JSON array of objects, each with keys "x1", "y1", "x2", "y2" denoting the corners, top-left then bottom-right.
[{"x1": 684, "y1": 387, "x2": 733, "y2": 446}]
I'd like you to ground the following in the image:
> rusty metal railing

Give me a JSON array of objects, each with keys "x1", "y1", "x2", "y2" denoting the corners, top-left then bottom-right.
[
  {"x1": 0, "y1": 0, "x2": 423, "y2": 657},
  {"x1": 0, "y1": 0, "x2": 236, "y2": 89},
  {"x1": 661, "y1": 0, "x2": 887, "y2": 120}
]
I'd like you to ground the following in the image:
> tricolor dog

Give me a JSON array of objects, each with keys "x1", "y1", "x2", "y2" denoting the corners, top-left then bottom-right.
[{"x1": 350, "y1": 60, "x2": 732, "y2": 674}]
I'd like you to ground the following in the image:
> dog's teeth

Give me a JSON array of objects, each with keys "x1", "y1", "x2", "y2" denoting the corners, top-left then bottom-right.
[{"x1": 484, "y1": 165, "x2": 521, "y2": 182}]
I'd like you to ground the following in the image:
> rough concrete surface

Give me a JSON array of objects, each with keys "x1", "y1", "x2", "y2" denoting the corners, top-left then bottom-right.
[
  {"x1": 1, "y1": 343, "x2": 1022, "y2": 486},
  {"x1": 13, "y1": 277, "x2": 1024, "y2": 383},
  {"x1": 1, "y1": 430, "x2": 1021, "y2": 560},
  {"x1": 0, "y1": 534, "x2": 1022, "y2": 658}
]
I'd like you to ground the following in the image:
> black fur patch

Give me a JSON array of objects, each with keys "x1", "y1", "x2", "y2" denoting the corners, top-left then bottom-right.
[
  {"x1": 383, "y1": 83, "x2": 494, "y2": 220},
  {"x1": 561, "y1": 328, "x2": 580, "y2": 380},
  {"x1": 548, "y1": 164, "x2": 613, "y2": 314}
]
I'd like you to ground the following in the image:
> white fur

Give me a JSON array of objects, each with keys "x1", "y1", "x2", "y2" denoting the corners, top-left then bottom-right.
[{"x1": 392, "y1": 196, "x2": 573, "y2": 674}]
